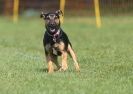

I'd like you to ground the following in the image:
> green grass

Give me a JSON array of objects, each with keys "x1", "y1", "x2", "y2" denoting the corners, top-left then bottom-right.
[{"x1": 0, "y1": 16, "x2": 133, "y2": 94}]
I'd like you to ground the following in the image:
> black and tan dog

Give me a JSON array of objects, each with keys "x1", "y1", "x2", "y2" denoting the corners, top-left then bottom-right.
[{"x1": 40, "y1": 10, "x2": 80, "y2": 73}]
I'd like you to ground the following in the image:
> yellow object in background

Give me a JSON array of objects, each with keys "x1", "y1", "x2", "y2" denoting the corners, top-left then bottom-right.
[
  {"x1": 60, "y1": 0, "x2": 65, "y2": 23},
  {"x1": 94, "y1": 0, "x2": 101, "y2": 28},
  {"x1": 13, "y1": 0, "x2": 19, "y2": 23}
]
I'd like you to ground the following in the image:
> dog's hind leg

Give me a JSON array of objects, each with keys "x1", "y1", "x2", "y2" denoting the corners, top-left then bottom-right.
[{"x1": 68, "y1": 44, "x2": 80, "y2": 72}]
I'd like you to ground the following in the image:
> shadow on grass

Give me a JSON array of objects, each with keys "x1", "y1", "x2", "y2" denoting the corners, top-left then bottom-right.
[
  {"x1": 36, "y1": 68, "x2": 48, "y2": 73},
  {"x1": 36, "y1": 67, "x2": 77, "y2": 73},
  {"x1": 36, "y1": 68, "x2": 61, "y2": 73}
]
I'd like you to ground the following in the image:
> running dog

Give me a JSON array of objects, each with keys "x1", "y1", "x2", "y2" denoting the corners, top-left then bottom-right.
[{"x1": 40, "y1": 10, "x2": 80, "y2": 73}]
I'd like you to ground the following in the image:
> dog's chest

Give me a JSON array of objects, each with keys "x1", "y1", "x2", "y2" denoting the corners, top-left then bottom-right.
[{"x1": 45, "y1": 41, "x2": 65, "y2": 55}]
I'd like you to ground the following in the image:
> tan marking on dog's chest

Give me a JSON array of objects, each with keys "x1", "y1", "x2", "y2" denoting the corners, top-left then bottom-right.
[
  {"x1": 53, "y1": 41, "x2": 65, "y2": 51},
  {"x1": 45, "y1": 41, "x2": 65, "y2": 55}
]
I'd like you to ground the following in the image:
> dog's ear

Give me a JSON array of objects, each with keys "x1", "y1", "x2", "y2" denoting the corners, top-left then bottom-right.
[
  {"x1": 40, "y1": 12, "x2": 47, "y2": 19},
  {"x1": 56, "y1": 10, "x2": 63, "y2": 16}
]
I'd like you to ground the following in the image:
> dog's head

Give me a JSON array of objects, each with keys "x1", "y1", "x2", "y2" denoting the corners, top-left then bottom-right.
[{"x1": 40, "y1": 10, "x2": 63, "y2": 33}]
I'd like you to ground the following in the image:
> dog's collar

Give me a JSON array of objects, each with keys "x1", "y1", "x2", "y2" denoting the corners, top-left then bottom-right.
[{"x1": 46, "y1": 29, "x2": 61, "y2": 42}]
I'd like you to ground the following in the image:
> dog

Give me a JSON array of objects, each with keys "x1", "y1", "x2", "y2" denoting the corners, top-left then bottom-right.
[{"x1": 40, "y1": 10, "x2": 80, "y2": 73}]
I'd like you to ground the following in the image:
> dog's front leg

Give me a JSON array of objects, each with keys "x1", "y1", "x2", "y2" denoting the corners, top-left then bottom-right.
[
  {"x1": 60, "y1": 51, "x2": 68, "y2": 71},
  {"x1": 48, "y1": 60, "x2": 54, "y2": 73},
  {"x1": 46, "y1": 55, "x2": 54, "y2": 73},
  {"x1": 52, "y1": 55, "x2": 61, "y2": 71},
  {"x1": 68, "y1": 44, "x2": 80, "y2": 72}
]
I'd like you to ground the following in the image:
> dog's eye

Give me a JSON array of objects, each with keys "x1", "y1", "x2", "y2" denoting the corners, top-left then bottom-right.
[
  {"x1": 55, "y1": 16, "x2": 58, "y2": 19},
  {"x1": 45, "y1": 17, "x2": 50, "y2": 20}
]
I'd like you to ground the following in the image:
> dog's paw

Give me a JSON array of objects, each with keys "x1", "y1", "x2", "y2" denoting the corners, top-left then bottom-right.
[
  {"x1": 58, "y1": 67, "x2": 67, "y2": 72},
  {"x1": 76, "y1": 68, "x2": 80, "y2": 72},
  {"x1": 74, "y1": 63, "x2": 80, "y2": 72}
]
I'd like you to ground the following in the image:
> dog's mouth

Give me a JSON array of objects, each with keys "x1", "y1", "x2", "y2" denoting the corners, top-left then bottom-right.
[
  {"x1": 47, "y1": 24, "x2": 59, "y2": 33},
  {"x1": 50, "y1": 28, "x2": 56, "y2": 32}
]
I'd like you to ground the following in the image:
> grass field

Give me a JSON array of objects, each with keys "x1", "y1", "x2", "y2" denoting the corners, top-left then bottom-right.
[{"x1": 0, "y1": 16, "x2": 133, "y2": 94}]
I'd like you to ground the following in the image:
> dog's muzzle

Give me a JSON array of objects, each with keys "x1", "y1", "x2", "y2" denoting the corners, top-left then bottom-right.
[{"x1": 47, "y1": 23, "x2": 60, "y2": 33}]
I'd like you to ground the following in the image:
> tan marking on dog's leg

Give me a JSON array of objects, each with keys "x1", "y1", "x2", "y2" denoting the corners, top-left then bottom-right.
[
  {"x1": 46, "y1": 55, "x2": 54, "y2": 73},
  {"x1": 56, "y1": 41, "x2": 68, "y2": 71},
  {"x1": 68, "y1": 44, "x2": 80, "y2": 72},
  {"x1": 48, "y1": 61, "x2": 54, "y2": 73},
  {"x1": 61, "y1": 51, "x2": 68, "y2": 71}
]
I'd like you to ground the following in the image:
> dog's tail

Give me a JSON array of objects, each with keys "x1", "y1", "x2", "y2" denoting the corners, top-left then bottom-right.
[{"x1": 67, "y1": 44, "x2": 80, "y2": 71}]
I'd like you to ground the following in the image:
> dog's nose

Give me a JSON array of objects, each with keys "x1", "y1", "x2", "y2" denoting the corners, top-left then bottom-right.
[
  {"x1": 50, "y1": 23, "x2": 55, "y2": 26},
  {"x1": 50, "y1": 22, "x2": 54, "y2": 25},
  {"x1": 50, "y1": 21, "x2": 56, "y2": 26}
]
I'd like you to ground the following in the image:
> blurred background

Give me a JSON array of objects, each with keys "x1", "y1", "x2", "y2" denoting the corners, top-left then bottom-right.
[{"x1": 0, "y1": 0, "x2": 133, "y2": 18}]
